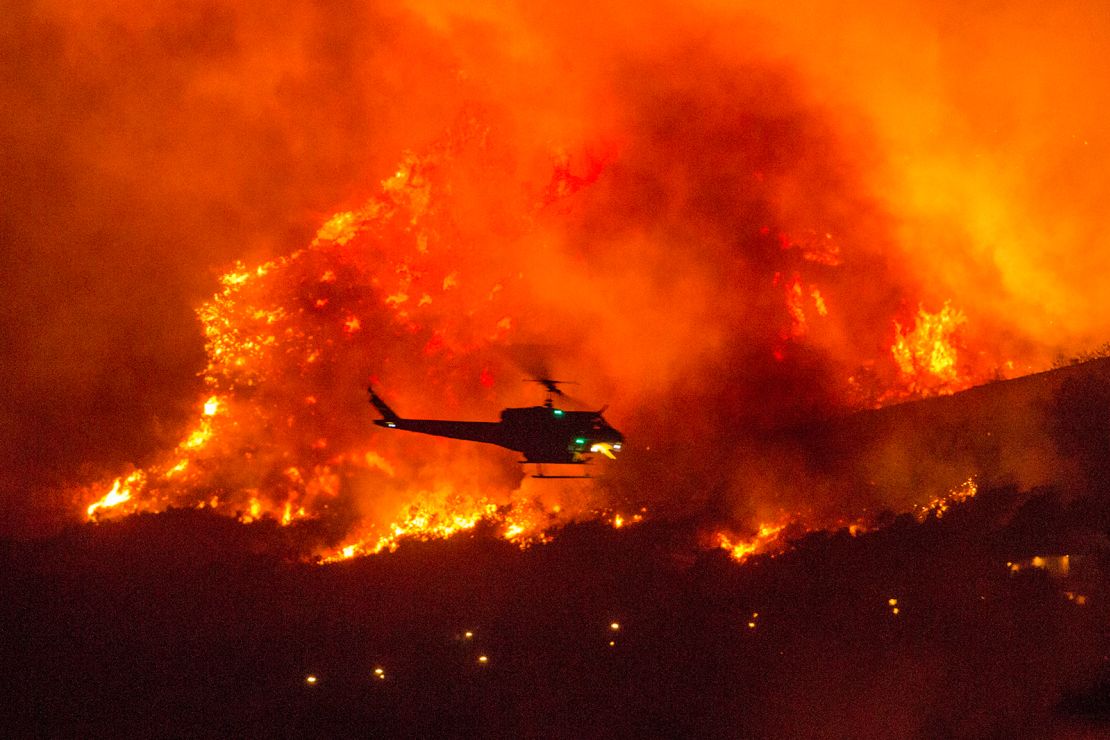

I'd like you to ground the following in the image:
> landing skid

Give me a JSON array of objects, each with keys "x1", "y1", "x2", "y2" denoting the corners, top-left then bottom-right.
[
  {"x1": 533, "y1": 473, "x2": 593, "y2": 479},
  {"x1": 527, "y1": 462, "x2": 593, "y2": 480}
]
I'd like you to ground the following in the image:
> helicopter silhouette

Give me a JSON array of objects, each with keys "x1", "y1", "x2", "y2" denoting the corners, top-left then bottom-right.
[{"x1": 368, "y1": 379, "x2": 623, "y2": 478}]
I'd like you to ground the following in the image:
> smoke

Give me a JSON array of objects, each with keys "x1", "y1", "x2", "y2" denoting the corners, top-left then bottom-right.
[{"x1": 4, "y1": 0, "x2": 1110, "y2": 536}]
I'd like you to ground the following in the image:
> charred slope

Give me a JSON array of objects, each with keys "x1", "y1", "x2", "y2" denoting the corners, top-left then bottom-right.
[
  {"x1": 2, "y1": 482, "x2": 1109, "y2": 738},
  {"x1": 770, "y1": 357, "x2": 1110, "y2": 513}
]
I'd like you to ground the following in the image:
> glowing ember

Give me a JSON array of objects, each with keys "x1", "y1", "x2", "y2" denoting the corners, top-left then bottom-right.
[
  {"x1": 502, "y1": 523, "x2": 526, "y2": 540},
  {"x1": 917, "y1": 477, "x2": 978, "y2": 521},
  {"x1": 238, "y1": 498, "x2": 263, "y2": 524},
  {"x1": 603, "y1": 509, "x2": 644, "y2": 530},
  {"x1": 1008, "y1": 554, "x2": 1071, "y2": 577}
]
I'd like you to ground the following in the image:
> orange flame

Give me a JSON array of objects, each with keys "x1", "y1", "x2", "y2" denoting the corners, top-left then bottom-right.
[
  {"x1": 891, "y1": 302, "x2": 968, "y2": 394},
  {"x1": 74, "y1": 122, "x2": 644, "y2": 562},
  {"x1": 72, "y1": 95, "x2": 1005, "y2": 564},
  {"x1": 717, "y1": 521, "x2": 788, "y2": 563},
  {"x1": 86, "y1": 471, "x2": 145, "y2": 519},
  {"x1": 916, "y1": 477, "x2": 978, "y2": 521}
]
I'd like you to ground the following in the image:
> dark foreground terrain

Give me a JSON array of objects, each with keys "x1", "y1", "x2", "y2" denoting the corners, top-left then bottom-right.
[{"x1": 3, "y1": 480, "x2": 1109, "y2": 738}]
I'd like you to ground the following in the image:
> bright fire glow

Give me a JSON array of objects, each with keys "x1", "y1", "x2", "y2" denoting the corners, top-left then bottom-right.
[
  {"x1": 718, "y1": 522, "x2": 788, "y2": 563},
  {"x1": 917, "y1": 477, "x2": 978, "y2": 521},
  {"x1": 69, "y1": 48, "x2": 1023, "y2": 567},
  {"x1": 74, "y1": 130, "x2": 643, "y2": 561},
  {"x1": 86, "y1": 471, "x2": 145, "y2": 518},
  {"x1": 319, "y1": 499, "x2": 557, "y2": 563},
  {"x1": 892, "y1": 302, "x2": 969, "y2": 394}
]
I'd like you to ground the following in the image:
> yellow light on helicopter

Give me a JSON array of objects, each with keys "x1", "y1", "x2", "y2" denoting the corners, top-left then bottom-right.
[{"x1": 590, "y1": 443, "x2": 617, "y2": 460}]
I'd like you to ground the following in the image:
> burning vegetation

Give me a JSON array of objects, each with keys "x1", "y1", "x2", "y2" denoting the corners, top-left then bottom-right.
[
  {"x1": 13, "y1": 0, "x2": 1100, "y2": 553},
  {"x1": 6, "y1": 0, "x2": 1110, "y2": 734},
  {"x1": 72, "y1": 88, "x2": 1012, "y2": 562},
  {"x1": 5, "y1": 1, "x2": 1109, "y2": 540},
  {"x1": 78, "y1": 134, "x2": 649, "y2": 559}
]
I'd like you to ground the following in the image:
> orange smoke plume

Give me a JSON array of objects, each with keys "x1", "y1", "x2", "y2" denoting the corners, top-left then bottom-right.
[{"x1": 2, "y1": 0, "x2": 1108, "y2": 544}]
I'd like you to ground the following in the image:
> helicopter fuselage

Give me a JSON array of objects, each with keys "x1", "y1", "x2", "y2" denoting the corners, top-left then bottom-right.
[{"x1": 369, "y1": 388, "x2": 623, "y2": 465}]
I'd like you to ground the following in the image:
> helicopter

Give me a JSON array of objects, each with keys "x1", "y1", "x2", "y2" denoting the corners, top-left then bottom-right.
[{"x1": 367, "y1": 379, "x2": 624, "y2": 478}]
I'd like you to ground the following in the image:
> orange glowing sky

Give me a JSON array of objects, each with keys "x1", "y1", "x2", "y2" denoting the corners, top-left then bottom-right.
[{"x1": 3, "y1": 0, "x2": 1110, "y2": 538}]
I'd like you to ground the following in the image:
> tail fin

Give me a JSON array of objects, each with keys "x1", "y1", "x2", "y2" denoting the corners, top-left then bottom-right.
[{"x1": 367, "y1": 386, "x2": 400, "y2": 421}]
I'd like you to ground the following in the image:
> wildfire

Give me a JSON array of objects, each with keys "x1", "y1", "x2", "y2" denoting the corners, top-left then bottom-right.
[
  {"x1": 72, "y1": 88, "x2": 1007, "y2": 568},
  {"x1": 916, "y1": 477, "x2": 978, "y2": 521},
  {"x1": 605, "y1": 509, "x2": 645, "y2": 530},
  {"x1": 773, "y1": 270, "x2": 830, "y2": 346},
  {"x1": 321, "y1": 504, "x2": 492, "y2": 562},
  {"x1": 319, "y1": 503, "x2": 643, "y2": 564},
  {"x1": 86, "y1": 470, "x2": 145, "y2": 518},
  {"x1": 75, "y1": 126, "x2": 632, "y2": 557},
  {"x1": 717, "y1": 521, "x2": 788, "y2": 563},
  {"x1": 892, "y1": 302, "x2": 968, "y2": 394}
]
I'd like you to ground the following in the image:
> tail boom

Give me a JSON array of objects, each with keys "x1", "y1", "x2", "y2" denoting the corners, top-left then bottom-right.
[{"x1": 368, "y1": 386, "x2": 400, "y2": 422}]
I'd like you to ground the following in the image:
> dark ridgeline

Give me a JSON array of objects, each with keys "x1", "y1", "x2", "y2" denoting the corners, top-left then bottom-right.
[
  {"x1": 768, "y1": 356, "x2": 1110, "y2": 514},
  {"x1": 2, "y1": 485, "x2": 1109, "y2": 737}
]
